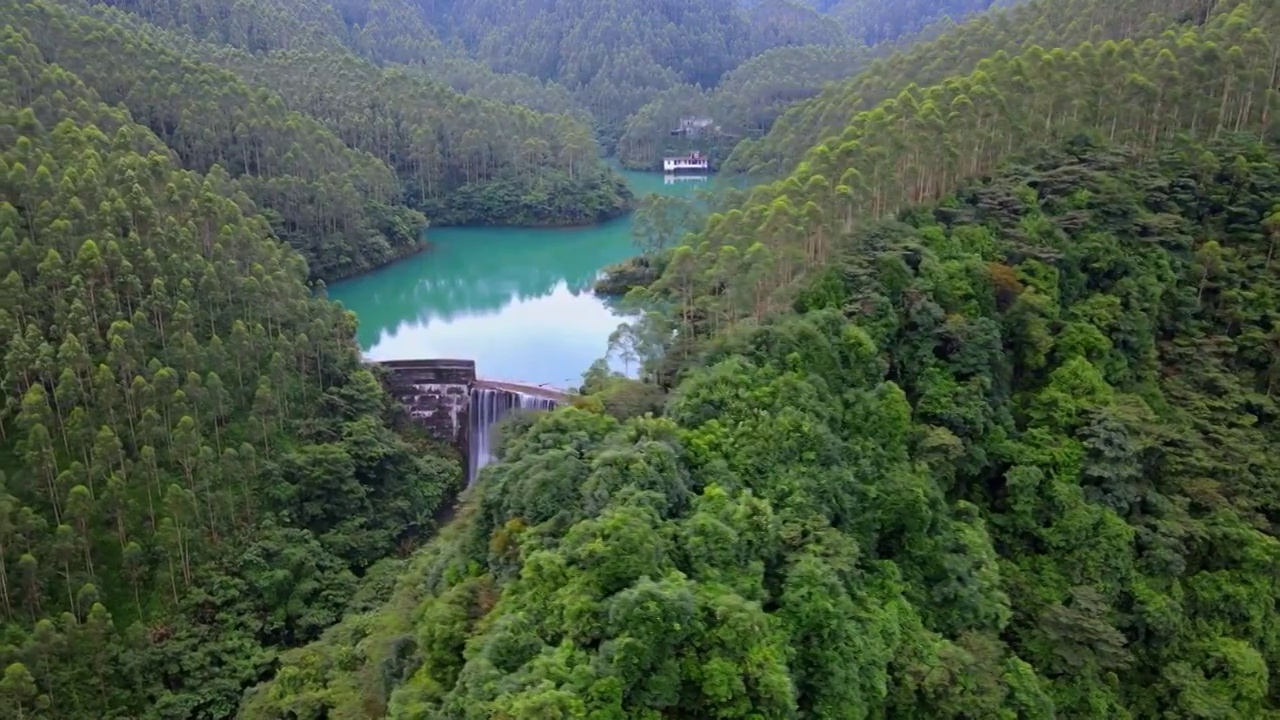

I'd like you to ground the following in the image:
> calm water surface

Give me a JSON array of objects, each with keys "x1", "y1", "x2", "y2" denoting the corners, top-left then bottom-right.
[{"x1": 328, "y1": 171, "x2": 711, "y2": 388}]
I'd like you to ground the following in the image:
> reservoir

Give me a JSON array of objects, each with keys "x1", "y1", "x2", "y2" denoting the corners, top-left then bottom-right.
[{"x1": 327, "y1": 170, "x2": 709, "y2": 389}]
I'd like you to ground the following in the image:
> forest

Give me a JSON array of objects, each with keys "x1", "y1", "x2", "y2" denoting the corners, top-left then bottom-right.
[
  {"x1": 88, "y1": 0, "x2": 997, "y2": 160},
  {"x1": 7, "y1": 0, "x2": 634, "y2": 283},
  {"x1": 3, "y1": 0, "x2": 1006, "y2": 283},
  {"x1": 241, "y1": 134, "x2": 1280, "y2": 717},
  {"x1": 724, "y1": 0, "x2": 1215, "y2": 174},
  {"x1": 0, "y1": 14, "x2": 463, "y2": 717},
  {"x1": 239, "y1": 0, "x2": 1280, "y2": 718},
  {"x1": 3, "y1": 0, "x2": 1280, "y2": 717}
]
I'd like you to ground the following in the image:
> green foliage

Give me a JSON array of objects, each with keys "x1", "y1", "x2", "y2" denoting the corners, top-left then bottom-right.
[
  {"x1": 411, "y1": 0, "x2": 845, "y2": 147},
  {"x1": 248, "y1": 132, "x2": 1280, "y2": 718},
  {"x1": 7, "y1": 0, "x2": 1280, "y2": 718},
  {"x1": 13, "y1": 0, "x2": 632, "y2": 281},
  {"x1": 0, "y1": 24, "x2": 459, "y2": 718},
  {"x1": 728, "y1": 0, "x2": 1216, "y2": 174},
  {"x1": 74, "y1": 0, "x2": 1012, "y2": 169},
  {"x1": 616, "y1": 44, "x2": 872, "y2": 170},
  {"x1": 657, "y1": 0, "x2": 1280, "y2": 341},
  {"x1": 821, "y1": 0, "x2": 1007, "y2": 45}
]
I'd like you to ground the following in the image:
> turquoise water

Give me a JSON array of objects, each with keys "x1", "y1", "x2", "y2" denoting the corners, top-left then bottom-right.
[{"x1": 328, "y1": 171, "x2": 711, "y2": 389}]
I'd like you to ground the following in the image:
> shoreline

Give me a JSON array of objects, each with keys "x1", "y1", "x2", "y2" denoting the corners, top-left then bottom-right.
[
  {"x1": 322, "y1": 164, "x2": 707, "y2": 288},
  {"x1": 446, "y1": 200, "x2": 636, "y2": 230},
  {"x1": 321, "y1": 203, "x2": 641, "y2": 286},
  {"x1": 592, "y1": 254, "x2": 656, "y2": 298},
  {"x1": 320, "y1": 239, "x2": 435, "y2": 285}
]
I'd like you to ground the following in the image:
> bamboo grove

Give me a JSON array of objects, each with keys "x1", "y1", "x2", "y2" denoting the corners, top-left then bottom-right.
[
  {"x1": 0, "y1": 20, "x2": 459, "y2": 718},
  {"x1": 646, "y1": 0, "x2": 1280, "y2": 348}
]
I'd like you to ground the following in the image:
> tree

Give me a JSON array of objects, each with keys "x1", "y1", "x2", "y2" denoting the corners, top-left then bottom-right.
[{"x1": 0, "y1": 663, "x2": 43, "y2": 720}]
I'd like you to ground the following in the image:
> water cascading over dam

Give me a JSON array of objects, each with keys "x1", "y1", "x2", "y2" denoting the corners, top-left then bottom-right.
[
  {"x1": 468, "y1": 387, "x2": 558, "y2": 485},
  {"x1": 375, "y1": 359, "x2": 563, "y2": 487}
]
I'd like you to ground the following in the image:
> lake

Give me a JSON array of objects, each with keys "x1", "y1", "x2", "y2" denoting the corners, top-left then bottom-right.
[{"x1": 327, "y1": 170, "x2": 710, "y2": 389}]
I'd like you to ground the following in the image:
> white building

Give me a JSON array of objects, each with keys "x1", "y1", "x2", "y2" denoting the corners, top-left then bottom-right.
[{"x1": 663, "y1": 150, "x2": 710, "y2": 172}]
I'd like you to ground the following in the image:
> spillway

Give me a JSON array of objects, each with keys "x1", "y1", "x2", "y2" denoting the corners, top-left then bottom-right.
[{"x1": 468, "y1": 387, "x2": 558, "y2": 486}]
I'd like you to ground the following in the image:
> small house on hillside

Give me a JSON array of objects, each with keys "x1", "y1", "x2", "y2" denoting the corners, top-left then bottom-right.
[{"x1": 670, "y1": 116, "x2": 715, "y2": 137}]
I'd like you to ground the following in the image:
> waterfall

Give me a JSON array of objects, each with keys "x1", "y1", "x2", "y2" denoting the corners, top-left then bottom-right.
[{"x1": 468, "y1": 387, "x2": 558, "y2": 486}]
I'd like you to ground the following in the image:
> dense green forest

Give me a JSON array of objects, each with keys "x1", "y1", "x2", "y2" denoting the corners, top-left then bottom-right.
[
  {"x1": 612, "y1": 1, "x2": 1031, "y2": 169},
  {"x1": 613, "y1": 8, "x2": 984, "y2": 172},
  {"x1": 0, "y1": 15, "x2": 463, "y2": 718},
  {"x1": 5, "y1": 0, "x2": 1280, "y2": 716},
  {"x1": 615, "y1": 44, "x2": 872, "y2": 170},
  {"x1": 239, "y1": 133, "x2": 1280, "y2": 719},
  {"x1": 662, "y1": 0, "x2": 1279, "y2": 336},
  {"x1": 239, "y1": 0, "x2": 1280, "y2": 718},
  {"x1": 11, "y1": 0, "x2": 632, "y2": 282},
  {"x1": 397, "y1": 0, "x2": 844, "y2": 145},
  {"x1": 90, "y1": 0, "x2": 999, "y2": 158},
  {"x1": 726, "y1": 0, "x2": 1215, "y2": 174}
]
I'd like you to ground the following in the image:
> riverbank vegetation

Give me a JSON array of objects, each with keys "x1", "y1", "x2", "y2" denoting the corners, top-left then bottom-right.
[
  {"x1": 238, "y1": 0, "x2": 1280, "y2": 717},
  {"x1": 594, "y1": 194, "x2": 710, "y2": 296}
]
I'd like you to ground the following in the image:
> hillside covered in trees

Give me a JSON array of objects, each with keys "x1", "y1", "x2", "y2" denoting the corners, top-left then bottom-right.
[
  {"x1": 4, "y1": 0, "x2": 1280, "y2": 717},
  {"x1": 239, "y1": 133, "x2": 1280, "y2": 720},
  {"x1": 814, "y1": 0, "x2": 1009, "y2": 44},
  {"x1": 237, "y1": 0, "x2": 1280, "y2": 718},
  {"x1": 615, "y1": 43, "x2": 872, "y2": 170},
  {"x1": 0, "y1": 12, "x2": 465, "y2": 719},
  {"x1": 726, "y1": 0, "x2": 1216, "y2": 175},
  {"x1": 12, "y1": 0, "x2": 633, "y2": 283},
  {"x1": 88, "y1": 0, "x2": 1000, "y2": 160},
  {"x1": 658, "y1": 0, "x2": 1276, "y2": 336},
  {"x1": 611, "y1": 0, "x2": 1028, "y2": 169}
]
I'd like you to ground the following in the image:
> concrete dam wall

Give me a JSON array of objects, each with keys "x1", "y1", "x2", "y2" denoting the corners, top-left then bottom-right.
[{"x1": 376, "y1": 358, "x2": 563, "y2": 485}]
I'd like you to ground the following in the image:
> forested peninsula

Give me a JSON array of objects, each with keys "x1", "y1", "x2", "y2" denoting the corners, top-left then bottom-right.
[{"x1": 4, "y1": 0, "x2": 1280, "y2": 718}]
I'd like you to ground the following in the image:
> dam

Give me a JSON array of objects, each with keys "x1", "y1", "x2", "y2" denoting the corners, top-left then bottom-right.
[{"x1": 376, "y1": 358, "x2": 565, "y2": 485}]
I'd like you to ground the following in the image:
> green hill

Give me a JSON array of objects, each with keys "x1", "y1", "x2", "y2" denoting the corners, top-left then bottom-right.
[
  {"x1": 239, "y1": 128, "x2": 1280, "y2": 720},
  {"x1": 26, "y1": 0, "x2": 631, "y2": 280},
  {"x1": 0, "y1": 16, "x2": 459, "y2": 717},
  {"x1": 237, "y1": 1, "x2": 1280, "y2": 718},
  {"x1": 656, "y1": 0, "x2": 1277, "y2": 347},
  {"x1": 726, "y1": 0, "x2": 1214, "y2": 174},
  {"x1": 5, "y1": 0, "x2": 1280, "y2": 718}
]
